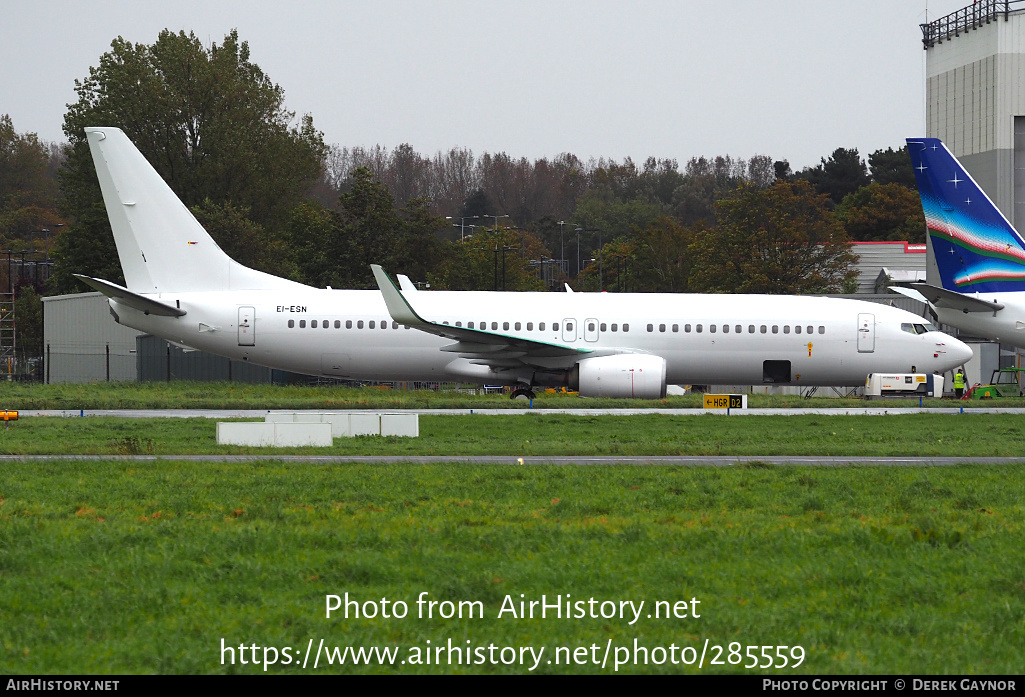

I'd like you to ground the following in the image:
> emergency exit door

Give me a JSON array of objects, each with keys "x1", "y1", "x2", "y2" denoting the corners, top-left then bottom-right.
[
  {"x1": 238, "y1": 306, "x2": 255, "y2": 346},
  {"x1": 857, "y1": 313, "x2": 875, "y2": 353}
]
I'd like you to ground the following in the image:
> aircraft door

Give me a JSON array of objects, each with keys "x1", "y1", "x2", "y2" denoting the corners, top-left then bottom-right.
[
  {"x1": 238, "y1": 306, "x2": 255, "y2": 346},
  {"x1": 584, "y1": 318, "x2": 599, "y2": 342},
  {"x1": 857, "y1": 313, "x2": 875, "y2": 353},
  {"x1": 562, "y1": 318, "x2": 577, "y2": 342}
]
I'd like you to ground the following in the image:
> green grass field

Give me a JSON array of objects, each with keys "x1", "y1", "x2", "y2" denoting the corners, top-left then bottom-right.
[
  {"x1": 1, "y1": 460, "x2": 1022, "y2": 674},
  {"x1": 0, "y1": 412, "x2": 1023, "y2": 457},
  {"x1": 1, "y1": 383, "x2": 1023, "y2": 674}
]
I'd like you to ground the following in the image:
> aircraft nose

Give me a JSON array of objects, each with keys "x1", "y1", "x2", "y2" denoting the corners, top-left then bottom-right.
[{"x1": 937, "y1": 334, "x2": 973, "y2": 369}]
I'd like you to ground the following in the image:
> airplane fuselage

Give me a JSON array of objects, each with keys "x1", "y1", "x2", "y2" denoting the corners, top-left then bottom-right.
[
  {"x1": 109, "y1": 287, "x2": 966, "y2": 387},
  {"x1": 933, "y1": 298, "x2": 1025, "y2": 350}
]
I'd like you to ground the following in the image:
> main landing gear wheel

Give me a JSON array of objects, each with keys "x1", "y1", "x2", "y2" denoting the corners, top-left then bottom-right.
[{"x1": 510, "y1": 387, "x2": 536, "y2": 400}]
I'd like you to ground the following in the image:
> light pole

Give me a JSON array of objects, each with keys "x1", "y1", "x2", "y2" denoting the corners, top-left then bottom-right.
[
  {"x1": 445, "y1": 215, "x2": 479, "y2": 241},
  {"x1": 482, "y1": 214, "x2": 510, "y2": 235},
  {"x1": 572, "y1": 226, "x2": 603, "y2": 288},
  {"x1": 575, "y1": 227, "x2": 582, "y2": 278},
  {"x1": 557, "y1": 220, "x2": 566, "y2": 275}
]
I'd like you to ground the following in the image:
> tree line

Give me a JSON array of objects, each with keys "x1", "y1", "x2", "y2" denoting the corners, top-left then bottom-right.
[{"x1": 0, "y1": 29, "x2": 929, "y2": 363}]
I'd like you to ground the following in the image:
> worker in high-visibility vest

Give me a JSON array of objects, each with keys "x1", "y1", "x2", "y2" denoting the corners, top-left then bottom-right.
[{"x1": 953, "y1": 368, "x2": 966, "y2": 398}]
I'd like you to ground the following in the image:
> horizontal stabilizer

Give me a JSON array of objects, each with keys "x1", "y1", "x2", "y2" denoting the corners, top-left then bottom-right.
[
  {"x1": 73, "y1": 274, "x2": 186, "y2": 317},
  {"x1": 904, "y1": 282, "x2": 1004, "y2": 313}
]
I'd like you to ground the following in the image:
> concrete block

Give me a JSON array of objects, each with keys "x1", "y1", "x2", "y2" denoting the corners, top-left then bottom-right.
[
  {"x1": 218, "y1": 421, "x2": 333, "y2": 447},
  {"x1": 380, "y1": 413, "x2": 419, "y2": 437},
  {"x1": 273, "y1": 422, "x2": 333, "y2": 447},
  {"x1": 319, "y1": 414, "x2": 352, "y2": 437},
  {"x1": 265, "y1": 412, "x2": 351, "y2": 436},
  {"x1": 218, "y1": 422, "x2": 276, "y2": 446},
  {"x1": 349, "y1": 413, "x2": 381, "y2": 436}
]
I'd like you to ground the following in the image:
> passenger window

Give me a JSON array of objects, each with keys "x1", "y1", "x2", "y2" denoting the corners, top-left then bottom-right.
[
  {"x1": 382, "y1": 322, "x2": 388, "y2": 330},
  {"x1": 527, "y1": 322, "x2": 533, "y2": 331},
  {"x1": 324, "y1": 320, "x2": 329, "y2": 329},
  {"x1": 540, "y1": 322, "x2": 546, "y2": 331},
  {"x1": 357, "y1": 320, "x2": 363, "y2": 329},
  {"x1": 647, "y1": 324, "x2": 654, "y2": 332},
  {"x1": 723, "y1": 324, "x2": 730, "y2": 333},
  {"x1": 611, "y1": 324, "x2": 617, "y2": 332},
  {"x1": 659, "y1": 324, "x2": 666, "y2": 332},
  {"x1": 623, "y1": 324, "x2": 629, "y2": 332},
  {"x1": 553, "y1": 323, "x2": 559, "y2": 331},
  {"x1": 588, "y1": 322, "x2": 596, "y2": 332},
  {"x1": 818, "y1": 326, "x2": 825, "y2": 334},
  {"x1": 299, "y1": 320, "x2": 307, "y2": 328},
  {"x1": 346, "y1": 320, "x2": 352, "y2": 329},
  {"x1": 672, "y1": 324, "x2": 678, "y2": 332},
  {"x1": 760, "y1": 325, "x2": 766, "y2": 333},
  {"x1": 334, "y1": 320, "x2": 341, "y2": 328},
  {"x1": 491, "y1": 322, "x2": 498, "y2": 330},
  {"x1": 369, "y1": 320, "x2": 375, "y2": 329},
  {"x1": 795, "y1": 325, "x2": 801, "y2": 334},
  {"x1": 748, "y1": 325, "x2": 755, "y2": 333},
  {"x1": 515, "y1": 322, "x2": 521, "y2": 331},
  {"x1": 709, "y1": 324, "x2": 716, "y2": 333},
  {"x1": 783, "y1": 325, "x2": 790, "y2": 334},
  {"x1": 288, "y1": 319, "x2": 294, "y2": 328},
  {"x1": 600, "y1": 323, "x2": 606, "y2": 332},
  {"x1": 567, "y1": 322, "x2": 573, "y2": 331},
  {"x1": 772, "y1": 325, "x2": 779, "y2": 334},
  {"x1": 468, "y1": 321, "x2": 474, "y2": 329},
  {"x1": 685, "y1": 324, "x2": 692, "y2": 332},
  {"x1": 735, "y1": 325, "x2": 741, "y2": 333},
  {"x1": 807, "y1": 326, "x2": 813, "y2": 334},
  {"x1": 456, "y1": 321, "x2": 462, "y2": 327},
  {"x1": 696, "y1": 324, "x2": 703, "y2": 333},
  {"x1": 503, "y1": 322, "x2": 510, "y2": 330},
  {"x1": 393, "y1": 321, "x2": 398, "y2": 329},
  {"x1": 311, "y1": 320, "x2": 318, "y2": 328}
]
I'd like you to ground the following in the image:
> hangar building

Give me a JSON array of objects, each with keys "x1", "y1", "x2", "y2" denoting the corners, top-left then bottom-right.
[{"x1": 922, "y1": 0, "x2": 1025, "y2": 226}]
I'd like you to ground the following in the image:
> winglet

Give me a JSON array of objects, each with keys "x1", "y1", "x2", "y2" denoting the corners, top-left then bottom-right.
[{"x1": 371, "y1": 265, "x2": 427, "y2": 326}]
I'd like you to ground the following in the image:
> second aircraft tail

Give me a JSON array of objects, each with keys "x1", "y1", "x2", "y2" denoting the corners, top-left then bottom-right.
[{"x1": 907, "y1": 137, "x2": 1025, "y2": 294}]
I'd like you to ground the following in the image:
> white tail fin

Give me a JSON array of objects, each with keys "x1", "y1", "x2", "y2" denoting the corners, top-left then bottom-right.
[{"x1": 85, "y1": 127, "x2": 305, "y2": 293}]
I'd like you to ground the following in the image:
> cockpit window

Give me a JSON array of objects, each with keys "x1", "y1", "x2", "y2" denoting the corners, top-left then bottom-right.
[{"x1": 902, "y1": 322, "x2": 938, "y2": 335}]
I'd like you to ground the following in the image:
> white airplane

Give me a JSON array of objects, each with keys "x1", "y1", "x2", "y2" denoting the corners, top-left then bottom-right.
[
  {"x1": 898, "y1": 138, "x2": 1025, "y2": 349},
  {"x1": 75, "y1": 127, "x2": 972, "y2": 399}
]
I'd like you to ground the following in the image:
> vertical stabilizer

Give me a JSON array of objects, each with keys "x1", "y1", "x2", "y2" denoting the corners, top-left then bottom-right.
[
  {"x1": 907, "y1": 137, "x2": 1025, "y2": 294},
  {"x1": 85, "y1": 127, "x2": 304, "y2": 293}
]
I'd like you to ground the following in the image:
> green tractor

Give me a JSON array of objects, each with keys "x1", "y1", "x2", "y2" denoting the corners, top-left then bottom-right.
[{"x1": 967, "y1": 367, "x2": 1025, "y2": 399}]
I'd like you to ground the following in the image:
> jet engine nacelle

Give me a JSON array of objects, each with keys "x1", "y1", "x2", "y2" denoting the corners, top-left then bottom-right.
[{"x1": 573, "y1": 354, "x2": 668, "y2": 399}]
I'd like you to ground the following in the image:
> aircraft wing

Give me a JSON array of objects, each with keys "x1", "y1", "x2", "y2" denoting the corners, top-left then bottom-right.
[
  {"x1": 371, "y1": 265, "x2": 593, "y2": 370},
  {"x1": 899, "y1": 282, "x2": 1005, "y2": 313},
  {"x1": 74, "y1": 274, "x2": 187, "y2": 317}
]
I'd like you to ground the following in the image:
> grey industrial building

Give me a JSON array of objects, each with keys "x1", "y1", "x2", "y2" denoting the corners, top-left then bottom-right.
[
  {"x1": 923, "y1": 0, "x2": 1025, "y2": 228},
  {"x1": 921, "y1": 0, "x2": 1025, "y2": 374}
]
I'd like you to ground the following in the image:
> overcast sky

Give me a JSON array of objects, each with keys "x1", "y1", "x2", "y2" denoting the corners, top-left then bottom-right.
[{"x1": 2, "y1": 0, "x2": 973, "y2": 171}]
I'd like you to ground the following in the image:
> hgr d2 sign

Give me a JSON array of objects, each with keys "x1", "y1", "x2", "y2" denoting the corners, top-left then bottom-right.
[{"x1": 703, "y1": 394, "x2": 746, "y2": 409}]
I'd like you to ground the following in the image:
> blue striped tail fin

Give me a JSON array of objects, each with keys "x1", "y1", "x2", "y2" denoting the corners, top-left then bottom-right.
[{"x1": 907, "y1": 137, "x2": 1025, "y2": 293}]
